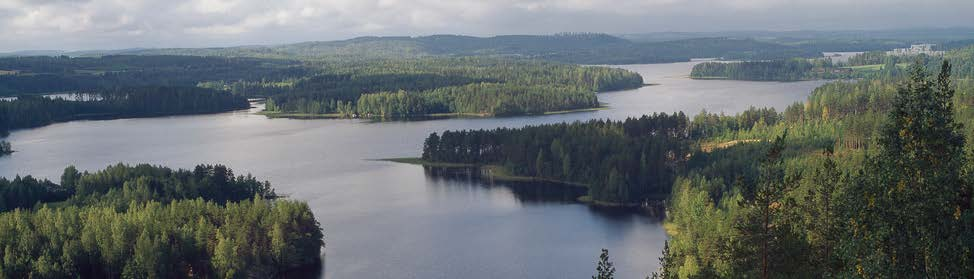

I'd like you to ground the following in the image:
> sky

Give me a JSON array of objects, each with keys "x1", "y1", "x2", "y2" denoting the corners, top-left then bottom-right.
[{"x1": 2, "y1": 0, "x2": 974, "y2": 52}]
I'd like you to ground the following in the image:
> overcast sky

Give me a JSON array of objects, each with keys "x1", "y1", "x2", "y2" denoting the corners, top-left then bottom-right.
[{"x1": 2, "y1": 0, "x2": 974, "y2": 52}]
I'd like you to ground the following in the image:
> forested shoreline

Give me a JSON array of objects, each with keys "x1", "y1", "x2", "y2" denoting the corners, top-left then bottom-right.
[
  {"x1": 420, "y1": 114, "x2": 690, "y2": 203},
  {"x1": 690, "y1": 43, "x2": 974, "y2": 82},
  {"x1": 260, "y1": 58, "x2": 644, "y2": 118},
  {"x1": 0, "y1": 87, "x2": 249, "y2": 135},
  {"x1": 0, "y1": 163, "x2": 323, "y2": 278},
  {"x1": 689, "y1": 59, "x2": 844, "y2": 81},
  {"x1": 0, "y1": 55, "x2": 643, "y2": 120},
  {"x1": 411, "y1": 61, "x2": 974, "y2": 277}
]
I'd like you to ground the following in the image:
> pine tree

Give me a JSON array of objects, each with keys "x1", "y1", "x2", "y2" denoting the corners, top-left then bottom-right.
[{"x1": 593, "y1": 248, "x2": 615, "y2": 279}]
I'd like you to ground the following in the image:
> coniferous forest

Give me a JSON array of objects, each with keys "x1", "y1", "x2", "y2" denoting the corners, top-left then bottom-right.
[
  {"x1": 421, "y1": 61, "x2": 974, "y2": 277},
  {"x1": 0, "y1": 164, "x2": 323, "y2": 278}
]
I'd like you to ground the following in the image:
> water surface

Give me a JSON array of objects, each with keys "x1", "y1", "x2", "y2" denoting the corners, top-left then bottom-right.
[{"x1": 0, "y1": 61, "x2": 827, "y2": 279}]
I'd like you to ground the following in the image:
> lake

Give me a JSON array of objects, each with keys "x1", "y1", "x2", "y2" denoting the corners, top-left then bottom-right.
[{"x1": 0, "y1": 61, "x2": 828, "y2": 279}]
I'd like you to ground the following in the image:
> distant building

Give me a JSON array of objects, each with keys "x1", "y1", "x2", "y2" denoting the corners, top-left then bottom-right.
[{"x1": 887, "y1": 44, "x2": 944, "y2": 56}]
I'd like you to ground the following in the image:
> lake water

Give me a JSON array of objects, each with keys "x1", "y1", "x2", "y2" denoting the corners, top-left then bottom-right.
[{"x1": 0, "y1": 61, "x2": 828, "y2": 278}]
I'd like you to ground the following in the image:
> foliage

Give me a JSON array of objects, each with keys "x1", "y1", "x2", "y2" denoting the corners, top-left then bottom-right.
[
  {"x1": 592, "y1": 248, "x2": 616, "y2": 279},
  {"x1": 661, "y1": 62, "x2": 974, "y2": 278},
  {"x1": 0, "y1": 163, "x2": 322, "y2": 278},
  {"x1": 0, "y1": 87, "x2": 248, "y2": 134},
  {"x1": 263, "y1": 57, "x2": 643, "y2": 117},
  {"x1": 0, "y1": 197, "x2": 322, "y2": 278},
  {"x1": 690, "y1": 59, "x2": 839, "y2": 81},
  {"x1": 422, "y1": 114, "x2": 690, "y2": 203}
]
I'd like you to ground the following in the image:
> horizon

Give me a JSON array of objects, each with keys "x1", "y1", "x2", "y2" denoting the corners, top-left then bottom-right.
[
  {"x1": 3, "y1": 0, "x2": 974, "y2": 52},
  {"x1": 4, "y1": 27, "x2": 974, "y2": 54}
]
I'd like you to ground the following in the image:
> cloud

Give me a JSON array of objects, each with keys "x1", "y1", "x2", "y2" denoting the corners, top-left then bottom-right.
[{"x1": 1, "y1": 0, "x2": 974, "y2": 51}]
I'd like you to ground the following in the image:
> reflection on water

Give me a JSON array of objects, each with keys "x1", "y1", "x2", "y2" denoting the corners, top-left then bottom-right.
[
  {"x1": 422, "y1": 166, "x2": 666, "y2": 220},
  {"x1": 423, "y1": 166, "x2": 587, "y2": 204}
]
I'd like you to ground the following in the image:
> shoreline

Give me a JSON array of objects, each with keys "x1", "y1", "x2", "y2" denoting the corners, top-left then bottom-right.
[
  {"x1": 258, "y1": 105, "x2": 608, "y2": 120},
  {"x1": 378, "y1": 157, "x2": 657, "y2": 208}
]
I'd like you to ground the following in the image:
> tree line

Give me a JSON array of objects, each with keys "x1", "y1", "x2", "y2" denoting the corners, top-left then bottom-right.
[
  {"x1": 690, "y1": 59, "x2": 839, "y2": 81},
  {"x1": 261, "y1": 57, "x2": 644, "y2": 117},
  {"x1": 0, "y1": 55, "x2": 308, "y2": 96},
  {"x1": 0, "y1": 163, "x2": 323, "y2": 278},
  {"x1": 0, "y1": 86, "x2": 249, "y2": 135},
  {"x1": 421, "y1": 113, "x2": 690, "y2": 203}
]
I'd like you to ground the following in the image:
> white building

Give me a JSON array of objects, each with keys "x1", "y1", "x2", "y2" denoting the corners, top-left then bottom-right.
[{"x1": 887, "y1": 44, "x2": 944, "y2": 56}]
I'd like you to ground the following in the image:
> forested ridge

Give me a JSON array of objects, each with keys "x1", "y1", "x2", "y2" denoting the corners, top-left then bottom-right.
[
  {"x1": 0, "y1": 55, "x2": 307, "y2": 96},
  {"x1": 0, "y1": 163, "x2": 323, "y2": 278},
  {"x1": 86, "y1": 34, "x2": 823, "y2": 64}
]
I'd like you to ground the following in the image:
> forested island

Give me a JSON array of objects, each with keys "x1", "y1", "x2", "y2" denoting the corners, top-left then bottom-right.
[{"x1": 0, "y1": 163, "x2": 323, "y2": 278}]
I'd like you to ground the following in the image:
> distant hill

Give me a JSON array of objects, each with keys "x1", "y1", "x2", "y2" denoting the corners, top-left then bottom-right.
[
  {"x1": 47, "y1": 33, "x2": 821, "y2": 64},
  {"x1": 621, "y1": 28, "x2": 974, "y2": 54}
]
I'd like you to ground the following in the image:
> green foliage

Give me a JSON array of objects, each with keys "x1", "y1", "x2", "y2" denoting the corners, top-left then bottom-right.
[
  {"x1": 592, "y1": 248, "x2": 616, "y2": 279},
  {"x1": 690, "y1": 59, "x2": 839, "y2": 81},
  {"x1": 663, "y1": 61, "x2": 974, "y2": 278},
  {"x1": 0, "y1": 197, "x2": 322, "y2": 278},
  {"x1": 0, "y1": 163, "x2": 322, "y2": 278},
  {"x1": 422, "y1": 114, "x2": 690, "y2": 203},
  {"x1": 0, "y1": 55, "x2": 307, "y2": 96},
  {"x1": 843, "y1": 61, "x2": 972, "y2": 277},
  {"x1": 0, "y1": 87, "x2": 248, "y2": 134},
  {"x1": 0, "y1": 140, "x2": 10, "y2": 156},
  {"x1": 264, "y1": 57, "x2": 643, "y2": 117}
]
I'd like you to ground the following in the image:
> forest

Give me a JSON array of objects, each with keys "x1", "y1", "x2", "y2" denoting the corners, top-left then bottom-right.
[
  {"x1": 421, "y1": 113, "x2": 690, "y2": 203},
  {"x1": 260, "y1": 57, "x2": 644, "y2": 117},
  {"x1": 659, "y1": 62, "x2": 974, "y2": 277},
  {"x1": 419, "y1": 61, "x2": 974, "y2": 277},
  {"x1": 689, "y1": 59, "x2": 842, "y2": 81},
  {"x1": 693, "y1": 43, "x2": 974, "y2": 82},
  {"x1": 0, "y1": 86, "x2": 249, "y2": 135},
  {"x1": 0, "y1": 54, "x2": 643, "y2": 119},
  {"x1": 0, "y1": 55, "x2": 308, "y2": 96},
  {"x1": 0, "y1": 163, "x2": 323, "y2": 278}
]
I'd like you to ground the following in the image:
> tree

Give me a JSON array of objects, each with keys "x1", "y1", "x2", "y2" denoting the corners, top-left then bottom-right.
[
  {"x1": 650, "y1": 241, "x2": 674, "y2": 279},
  {"x1": 804, "y1": 146, "x2": 841, "y2": 276},
  {"x1": 731, "y1": 131, "x2": 809, "y2": 278},
  {"x1": 593, "y1": 248, "x2": 615, "y2": 279},
  {"x1": 847, "y1": 60, "x2": 971, "y2": 277}
]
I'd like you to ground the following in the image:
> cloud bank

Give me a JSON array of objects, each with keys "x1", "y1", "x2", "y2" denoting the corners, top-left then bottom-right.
[{"x1": 2, "y1": 0, "x2": 974, "y2": 51}]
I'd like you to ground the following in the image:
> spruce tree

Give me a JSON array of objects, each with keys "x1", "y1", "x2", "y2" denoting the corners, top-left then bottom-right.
[{"x1": 593, "y1": 248, "x2": 616, "y2": 279}]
